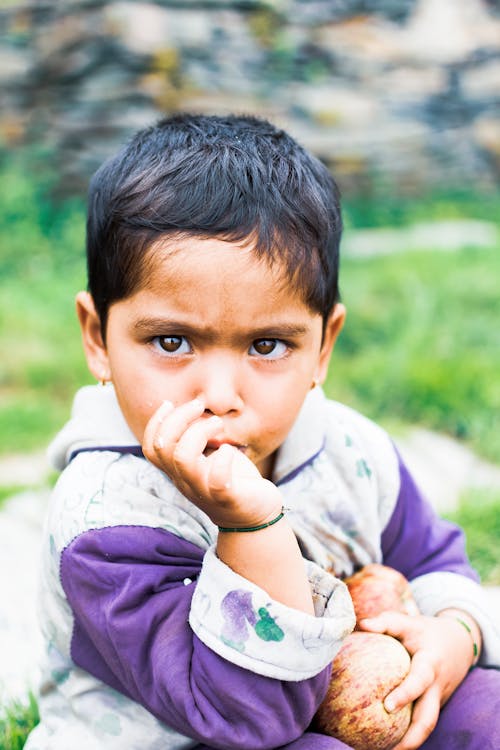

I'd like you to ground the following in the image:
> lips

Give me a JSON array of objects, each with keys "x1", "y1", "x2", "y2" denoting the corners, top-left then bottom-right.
[{"x1": 204, "y1": 440, "x2": 247, "y2": 453}]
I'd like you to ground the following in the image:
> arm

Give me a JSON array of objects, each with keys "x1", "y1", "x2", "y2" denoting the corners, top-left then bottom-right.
[
  {"x1": 142, "y1": 398, "x2": 316, "y2": 615},
  {"x1": 381, "y1": 447, "x2": 477, "y2": 581},
  {"x1": 360, "y1": 448, "x2": 498, "y2": 750},
  {"x1": 61, "y1": 526, "x2": 331, "y2": 749},
  {"x1": 381, "y1": 447, "x2": 500, "y2": 667}
]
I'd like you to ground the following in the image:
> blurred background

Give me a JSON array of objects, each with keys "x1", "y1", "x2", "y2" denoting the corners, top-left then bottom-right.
[{"x1": 0, "y1": 0, "x2": 499, "y2": 742}]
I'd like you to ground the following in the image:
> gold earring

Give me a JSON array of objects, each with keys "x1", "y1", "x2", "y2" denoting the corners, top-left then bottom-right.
[
  {"x1": 100, "y1": 371, "x2": 110, "y2": 386},
  {"x1": 311, "y1": 377, "x2": 321, "y2": 390}
]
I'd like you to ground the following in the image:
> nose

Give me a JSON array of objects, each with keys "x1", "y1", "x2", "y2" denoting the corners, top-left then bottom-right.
[{"x1": 196, "y1": 355, "x2": 244, "y2": 417}]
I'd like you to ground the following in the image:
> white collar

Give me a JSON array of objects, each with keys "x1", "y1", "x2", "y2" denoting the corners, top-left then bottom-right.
[{"x1": 272, "y1": 386, "x2": 326, "y2": 485}]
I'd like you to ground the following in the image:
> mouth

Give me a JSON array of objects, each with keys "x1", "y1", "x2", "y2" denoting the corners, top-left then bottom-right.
[{"x1": 204, "y1": 440, "x2": 247, "y2": 456}]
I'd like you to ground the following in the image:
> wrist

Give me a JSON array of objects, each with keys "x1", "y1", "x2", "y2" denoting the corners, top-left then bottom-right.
[
  {"x1": 437, "y1": 608, "x2": 481, "y2": 668},
  {"x1": 216, "y1": 515, "x2": 315, "y2": 615},
  {"x1": 217, "y1": 505, "x2": 287, "y2": 533}
]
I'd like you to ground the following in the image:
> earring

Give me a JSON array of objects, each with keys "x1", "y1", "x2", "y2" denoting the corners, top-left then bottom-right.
[
  {"x1": 311, "y1": 377, "x2": 321, "y2": 390},
  {"x1": 100, "y1": 371, "x2": 110, "y2": 386}
]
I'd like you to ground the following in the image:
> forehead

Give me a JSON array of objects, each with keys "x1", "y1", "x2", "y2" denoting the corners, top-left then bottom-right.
[{"x1": 137, "y1": 235, "x2": 314, "y2": 320}]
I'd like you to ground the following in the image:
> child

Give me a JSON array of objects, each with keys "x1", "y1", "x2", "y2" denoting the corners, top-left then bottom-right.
[{"x1": 26, "y1": 114, "x2": 499, "y2": 750}]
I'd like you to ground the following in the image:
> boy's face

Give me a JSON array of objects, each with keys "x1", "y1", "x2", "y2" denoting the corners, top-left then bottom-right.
[{"x1": 77, "y1": 237, "x2": 344, "y2": 479}]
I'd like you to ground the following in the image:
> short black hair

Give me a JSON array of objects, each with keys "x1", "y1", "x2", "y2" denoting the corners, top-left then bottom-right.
[{"x1": 86, "y1": 113, "x2": 343, "y2": 333}]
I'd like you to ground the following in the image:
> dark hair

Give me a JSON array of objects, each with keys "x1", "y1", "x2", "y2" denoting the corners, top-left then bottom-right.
[{"x1": 86, "y1": 113, "x2": 343, "y2": 333}]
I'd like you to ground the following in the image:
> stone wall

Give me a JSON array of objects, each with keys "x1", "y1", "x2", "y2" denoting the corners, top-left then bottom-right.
[{"x1": 1, "y1": 0, "x2": 499, "y2": 195}]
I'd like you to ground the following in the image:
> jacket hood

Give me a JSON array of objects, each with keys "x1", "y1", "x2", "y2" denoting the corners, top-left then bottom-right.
[{"x1": 47, "y1": 385, "x2": 138, "y2": 471}]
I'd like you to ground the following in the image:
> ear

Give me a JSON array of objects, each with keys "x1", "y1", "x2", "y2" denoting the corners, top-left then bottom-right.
[
  {"x1": 315, "y1": 303, "x2": 346, "y2": 385},
  {"x1": 75, "y1": 291, "x2": 110, "y2": 382}
]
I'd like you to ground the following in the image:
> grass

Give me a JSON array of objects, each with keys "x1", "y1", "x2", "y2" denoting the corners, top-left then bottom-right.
[
  {"x1": 342, "y1": 186, "x2": 500, "y2": 230},
  {"x1": 0, "y1": 695, "x2": 39, "y2": 750},
  {"x1": 445, "y1": 489, "x2": 500, "y2": 585},
  {"x1": 0, "y1": 148, "x2": 92, "y2": 455},
  {"x1": 326, "y1": 244, "x2": 500, "y2": 463}
]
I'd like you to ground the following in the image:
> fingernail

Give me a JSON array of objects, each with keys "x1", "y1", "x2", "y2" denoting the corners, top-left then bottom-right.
[
  {"x1": 192, "y1": 398, "x2": 204, "y2": 409},
  {"x1": 384, "y1": 697, "x2": 396, "y2": 713},
  {"x1": 155, "y1": 436, "x2": 164, "y2": 449}
]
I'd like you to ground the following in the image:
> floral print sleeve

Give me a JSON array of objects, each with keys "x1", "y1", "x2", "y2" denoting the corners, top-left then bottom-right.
[{"x1": 190, "y1": 545, "x2": 355, "y2": 680}]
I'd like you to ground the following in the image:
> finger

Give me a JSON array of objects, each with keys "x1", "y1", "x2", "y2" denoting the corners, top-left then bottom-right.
[
  {"x1": 153, "y1": 398, "x2": 205, "y2": 453},
  {"x1": 390, "y1": 684, "x2": 440, "y2": 750},
  {"x1": 384, "y1": 651, "x2": 434, "y2": 713},
  {"x1": 207, "y1": 442, "x2": 237, "y2": 493},
  {"x1": 206, "y1": 443, "x2": 265, "y2": 491},
  {"x1": 142, "y1": 399, "x2": 174, "y2": 456},
  {"x1": 173, "y1": 415, "x2": 224, "y2": 472},
  {"x1": 359, "y1": 611, "x2": 415, "y2": 638}
]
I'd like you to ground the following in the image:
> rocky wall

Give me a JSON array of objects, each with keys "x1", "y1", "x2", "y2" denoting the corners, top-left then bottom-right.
[{"x1": 1, "y1": 0, "x2": 499, "y2": 195}]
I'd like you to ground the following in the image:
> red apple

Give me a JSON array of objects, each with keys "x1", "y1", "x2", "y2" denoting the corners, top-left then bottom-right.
[
  {"x1": 344, "y1": 564, "x2": 419, "y2": 625},
  {"x1": 314, "y1": 631, "x2": 412, "y2": 750}
]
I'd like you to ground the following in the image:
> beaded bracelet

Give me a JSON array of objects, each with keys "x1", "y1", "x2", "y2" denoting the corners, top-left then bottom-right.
[
  {"x1": 441, "y1": 615, "x2": 479, "y2": 668},
  {"x1": 218, "y1": 506, "x2": 287, "y2": 533}
]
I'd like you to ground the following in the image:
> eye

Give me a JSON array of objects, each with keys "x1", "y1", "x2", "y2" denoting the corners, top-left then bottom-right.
[
  {"x1": 249, "y1": 339, "x2": 288, "y2": 359},
  {"x1": 153, "y1": 336, "x2": 191, "y2": 355}
]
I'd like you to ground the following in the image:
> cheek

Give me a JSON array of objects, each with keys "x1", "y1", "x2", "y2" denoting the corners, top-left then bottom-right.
[
  {"x1": 110, "y1": 367, "x2": 161, "y2": 436},
  {"x1": 256, "y1": 384, "x2": 307, "y2": 436}
]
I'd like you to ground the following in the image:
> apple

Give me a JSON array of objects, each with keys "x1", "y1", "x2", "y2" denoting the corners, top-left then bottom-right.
[
  {"x1": 314, "y1": 631, "x2": 412, "y2": 750},
  {"x1": 344, "y1": 564, "x2": 419, "y2": 625}
]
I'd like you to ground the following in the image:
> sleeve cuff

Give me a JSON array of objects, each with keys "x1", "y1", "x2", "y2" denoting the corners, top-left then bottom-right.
[
  {"x1": 410, "y1": 571, "x2": 500, "y2": 667},
  {"x1": 189, "y1": 545, "x2": 355, "y2": 681}
]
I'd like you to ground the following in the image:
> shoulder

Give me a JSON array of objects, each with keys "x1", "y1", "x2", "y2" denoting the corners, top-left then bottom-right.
[
  {"x1": 323, "y1": 399, "x2": 394, "y2": 456},
  {"x1": 46, "y1": 449, "x2": 216, "y2": 554},
  {"x1": 321, "y1": 398, "x2": 401, "y2": 527}
]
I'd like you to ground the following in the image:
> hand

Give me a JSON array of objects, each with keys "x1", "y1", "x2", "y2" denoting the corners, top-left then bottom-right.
[
  {"x1": 142, "y1": 398, "x2": 282, "y2": 528},
  {"x1": 358, "y1": 611, "x2": 476, "y2": 749}
]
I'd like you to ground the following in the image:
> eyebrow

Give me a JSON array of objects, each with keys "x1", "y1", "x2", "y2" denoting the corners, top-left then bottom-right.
[{"x1": 131, "y1": 317, "x2": 310, "y2": 339}]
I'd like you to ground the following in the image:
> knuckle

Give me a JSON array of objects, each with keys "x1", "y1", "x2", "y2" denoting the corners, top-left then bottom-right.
[
  {"x1": 419, "y1": 661, "x2": 436, "y2": 687},
  {"x1": 411, "y1": 653, "x2": 435, "y2": 684},
  {"x1": 207, "y1": 467, "x2": 231, "y2": 495},
  {"x1": 141, "y1": 441, "x2": 152, "y2": 461},
  {"x1": 172, "y1": 443, "x2": 189, "y2": 467},
  {"x1": 143, "y1": 439, "x2": 161, "y2": 463},
  {"x1": 208, "y1": 478, "x2": 230, "y2": 495}
]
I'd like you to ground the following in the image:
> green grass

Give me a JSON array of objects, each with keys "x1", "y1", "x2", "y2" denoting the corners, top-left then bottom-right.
[
  {"x1": 445, "y1": 489, "x2": 500, "y2": 585},
  {"x1": 0, "y1": 149, "x2": 92, "y2": 455},
  {"x1": 342, "y1": 186, "x2": 500, "y2": 230},
  {"x1": 0, "y1": 695, "x2": 39, "y2": 750},
  {"x1": 325, "y1": 244, "x2": 500, "y2": 463}
]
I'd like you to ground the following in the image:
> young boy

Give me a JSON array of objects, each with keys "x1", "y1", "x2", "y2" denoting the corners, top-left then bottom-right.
[{"x1": 27, "y1": 114, "x2": 499, "y2": 750}]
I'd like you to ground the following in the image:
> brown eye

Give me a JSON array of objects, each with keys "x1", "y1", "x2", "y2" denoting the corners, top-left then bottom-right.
[
  {"x1": 252, "y1": 339, "x2": 277, "y2": 356},
  {"x1": 154, "y1": 336, "x2": 191, "y2": 354},
  {"x1": 250, "y1": 339, "x2": 288, "y2": 359},
  {"x1": 159, "y1": 336, "x2": 181, "y2": 352}
]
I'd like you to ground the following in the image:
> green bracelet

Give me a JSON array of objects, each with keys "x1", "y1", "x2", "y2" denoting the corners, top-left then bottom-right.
[
  {"x1": 442, "y1": 615, "x2": 479, "y2": 667},
  {"x1": 218, "y1": 507, "x2": 287, "y2": 533}
]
